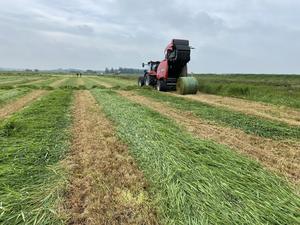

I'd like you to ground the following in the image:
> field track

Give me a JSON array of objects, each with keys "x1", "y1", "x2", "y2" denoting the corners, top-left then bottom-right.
[
  {"x1": 119, "y1": 91, "x2": 300, "y2": 185},
  {"x1": 65, "y1": 91, "x2": 158, "y2": 224},
  {"x1": 175, "y1": 92, "x2": 300, "y2": 126},
  {"x1": 0, "y1": 90, "x2": 47, "y2": 119}
]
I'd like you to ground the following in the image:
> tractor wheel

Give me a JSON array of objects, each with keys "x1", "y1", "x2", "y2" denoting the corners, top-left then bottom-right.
[
  {"x1": 145, "y1": 75, "x2": 156, "y2": 86},
  {"x1": 156, "y1": 79, "x2": 167, "y2": 92},
  {"x1": 145, "y1": 75, "x2": 151, "y2": 86},
  {"x1": 138, "y1": 76, "x2": 145, "y2": 87}
]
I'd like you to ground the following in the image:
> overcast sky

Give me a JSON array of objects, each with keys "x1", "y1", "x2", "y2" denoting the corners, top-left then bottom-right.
[{"x1": 0, "y1": 0, "x2": 299, "y2": 73}]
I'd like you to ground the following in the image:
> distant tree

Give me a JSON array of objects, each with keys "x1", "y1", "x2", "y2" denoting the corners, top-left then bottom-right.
[
  {"x1": 104, "y1": 67, "x2": 143, "y2": 75},
  {"x1": 86, "y1": 70, "x2": 96, "y2": 74}
]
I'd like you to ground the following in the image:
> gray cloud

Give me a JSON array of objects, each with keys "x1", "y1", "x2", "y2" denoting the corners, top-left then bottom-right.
[{"x1": 0, "y1": 0, "x2": 299, "y2": 73}]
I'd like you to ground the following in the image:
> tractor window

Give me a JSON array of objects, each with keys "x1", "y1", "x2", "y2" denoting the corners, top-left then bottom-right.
[
  {"x1": 166, "y1": 49, "x2": 176, "y2": 60},
  {"x1": 152, "y1": 64, "x2": 158, "y2": 71},
  {"x1": 169, "y1": 50, "x2": 176, "y2": 59}
]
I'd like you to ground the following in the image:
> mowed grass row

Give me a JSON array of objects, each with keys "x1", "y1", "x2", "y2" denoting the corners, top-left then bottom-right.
[
  {"x1": 0, "y1": 76, "x2": 46, "y2": 87},
  {"x1": 0, "y1": 75, "x2": 134, "y2": 90},
  {"x1": 0, "y1": 90, "x2": 73, "y2": 224},
  {"x1": 17, "y1": 77, "x2": 58, "y2": 88},
  {"x1": 195, "y1": 74, "x2": 300, "y2": 108},
  {"x1": 1, "y1": 77, "x2": 95, "y2": 90},
  {"x1": 136, "y1": 89, "x2": 300, "y2": 140},
  {"x1": 56, "y1": 77, "x2": 106, "y2": 89},
  {"x1": 91, "y1": 89, "x2": 300, "y2": 225},
  {"x1": 58, "y1": 77, "x2": 79, "y2": 88},
  {"x1": 91, "y1": 75, "x2": 136, "y2": 87},
  {"x1": 0, "y1": 76, "x2": 32, "y2": 84},
  {"x1": 0, "y1": 88, "x2": 31, "y2": 106},
  {"x1": 0, "y1": 76, "x2": 62, "y2": 90}
]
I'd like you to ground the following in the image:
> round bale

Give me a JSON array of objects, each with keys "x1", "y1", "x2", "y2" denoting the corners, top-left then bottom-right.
[{"x1": 176, "y1": 77, "x2": 199, "y2": 95}]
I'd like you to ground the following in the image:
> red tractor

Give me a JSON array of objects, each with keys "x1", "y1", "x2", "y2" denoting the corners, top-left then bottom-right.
[{"x1": 138, "y1": 39, "x2": 198, "y2": 94}]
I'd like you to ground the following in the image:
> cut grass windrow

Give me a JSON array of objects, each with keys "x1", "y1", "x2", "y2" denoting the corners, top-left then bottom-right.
[
  {"x1": 91, "y1": 76, "x2": 135, "y2": 88},
  {"x1": 18, "y1": 77, "x2": 57, "y2": 88},
  {"x1": 88, "y1": 77, "x2": 114, "y2": 88},
  {"x1": 0, "y1": 77, "x2": 43, "y2": 87},
  {"x1": 91, "y1": 89, "x2": 300, "y2": 225},
  {"x1": 65, "y1": 91, "x2": 158, "y2": 224},
  {"x1": 0, "y1": 88, "x2": 31, "y2": 106},
  {"x1": 58, "y1": 77, "x2": 80, "y2": 89},
  {"x1": 178, "y1": 92, "x2": 300, "y2": 126},
  {"x1": 0, "y1": 90, "x2": 47, "y2": 120},
  {"x1": 82, "y1": 77, "x2": 107, "y2": 89},
  {"x1": 49, "y1": 78, "x2": 69, "y2": 88},
  {"x1": 0, "y1": 90, "x2": 73, "y2": 225},
  {"x1": 119, "y1": 91, "x2": 300, "y2": 185},
  {"x1": 137, "y1": 89, "x2": 300, "y2": 140}
]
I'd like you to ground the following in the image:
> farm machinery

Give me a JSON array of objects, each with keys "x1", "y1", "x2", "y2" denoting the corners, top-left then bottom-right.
[{"x1": 138, "y1": 39, "x2": 198, "y2": 95}]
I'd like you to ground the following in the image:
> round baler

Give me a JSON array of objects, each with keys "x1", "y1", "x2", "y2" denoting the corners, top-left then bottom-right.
[{"x1": 139, "y1": 39, "x2": 199, "y2": 95}]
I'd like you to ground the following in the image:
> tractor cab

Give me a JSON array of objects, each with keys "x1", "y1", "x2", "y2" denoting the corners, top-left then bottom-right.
[
  {"x1": 141, "y1": 61, "x2": 160, "y2": 86},
  {"x1": 143, "y1": 61, "x2": 160, "y2": 74}
]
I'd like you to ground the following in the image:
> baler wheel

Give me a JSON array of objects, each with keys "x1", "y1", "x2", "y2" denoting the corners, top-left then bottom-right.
[{"x1": 156, "y1": 79, "x2": 167, "y2": 92}]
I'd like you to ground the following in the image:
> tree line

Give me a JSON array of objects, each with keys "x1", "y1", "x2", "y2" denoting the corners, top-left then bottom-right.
[{"x1": 104, "y1": 67, "x2": 143, "y2": 74}]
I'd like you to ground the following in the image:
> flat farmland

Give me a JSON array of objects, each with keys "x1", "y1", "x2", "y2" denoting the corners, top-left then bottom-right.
[{"x1": 0, "y1": 73, "x2": 299, "y2": 225}]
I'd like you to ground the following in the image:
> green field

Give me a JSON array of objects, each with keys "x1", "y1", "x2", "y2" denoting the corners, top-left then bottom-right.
[
  {"x1": 0, "y1": 73, "x2": 299, "y2": 224},
  {"x1": 195, "y1": 74, "x2": 300, "y2": 108}
]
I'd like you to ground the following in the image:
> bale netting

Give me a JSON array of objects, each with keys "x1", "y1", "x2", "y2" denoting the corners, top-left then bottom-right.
[{"x1": 176, "y1": 77, "x2": 199, "y2": 95}]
